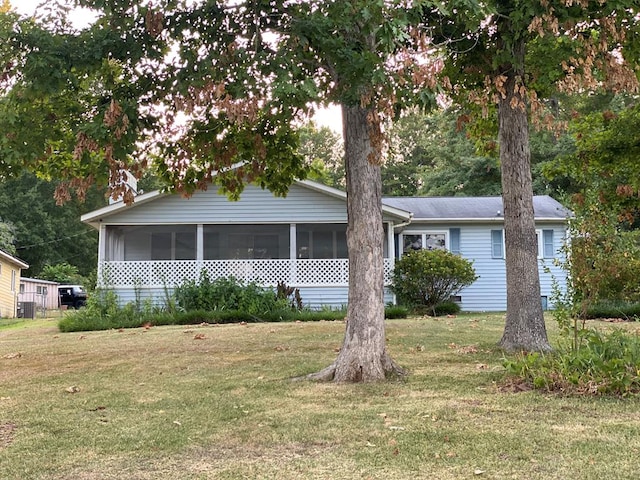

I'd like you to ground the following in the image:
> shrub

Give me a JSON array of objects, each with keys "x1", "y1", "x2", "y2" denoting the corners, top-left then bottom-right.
[
  {"x1": 432, "y1": 301, "x2": 461, "y2": 316},
  {"x1": 503, "y1": 329, "x2": 640, "y2": 396},
  {"x1": 383, "y1": 305, "x2": 409, "y2": 319},
  {"x1": 583, "y1": 300, "x2": 640, "y2": 320},
  {"x1": 391, "y1": 249, "x2": 477, "y2": 313},
  {"x1": 174, "y1": 272, "x2": 289, "y2": 315}
]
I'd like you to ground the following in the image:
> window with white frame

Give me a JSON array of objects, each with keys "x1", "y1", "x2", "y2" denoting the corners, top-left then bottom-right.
[
  {"x1": 402, "y1": 231, "x2": 448, "y2": 255},
  {"x1": 491, "y1": 228, "x2": 555, "y2": 259}
]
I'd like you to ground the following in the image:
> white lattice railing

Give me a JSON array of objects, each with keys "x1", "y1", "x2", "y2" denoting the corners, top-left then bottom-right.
[{"x1": 98, "y1": 259, "x2": 394, "y2": 288}]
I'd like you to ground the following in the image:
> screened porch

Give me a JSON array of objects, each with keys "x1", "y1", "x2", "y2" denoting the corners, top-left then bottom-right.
[{"x1": 98, "y1": 223, "x2": 394, "y2": 288}]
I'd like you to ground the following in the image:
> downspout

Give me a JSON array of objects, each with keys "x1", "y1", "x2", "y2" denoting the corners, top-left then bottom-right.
[{"x1": 388, "y1": 214, "x2": 413, "y2": 305}]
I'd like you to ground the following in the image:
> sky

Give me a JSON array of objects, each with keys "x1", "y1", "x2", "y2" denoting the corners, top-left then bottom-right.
[
  {"x1": 12, "y1": 0, "x2": 342, "y2": 133},
  {"x1": 14, "y1": 0, "x2": 98, "y2": 28}
]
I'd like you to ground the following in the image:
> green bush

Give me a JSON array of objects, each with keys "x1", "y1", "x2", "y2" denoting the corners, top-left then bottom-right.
[
  {"x1": 58, "y1": 292, "x2": 408, "y2": 332},
  {"x1": 583, "y1": 300, "x2": 640, "y2": 320},
  {"x1": 383, "y1": 305, "x2": 409, "y2": 319},
  {"x1": 391, "y1": 249, "x2": 477, "y2": 313},
  {"x1": 433, "y1": 301, "x2": 461, "y2": 316},
  {"x1": 503, "y1": 329, "x2": 640, "y2": 396},
  {"x1": 174, "y1": 272, "x2": 289, "y2": 315}
]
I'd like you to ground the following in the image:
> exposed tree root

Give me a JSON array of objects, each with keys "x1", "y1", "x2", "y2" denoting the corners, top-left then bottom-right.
[{"x1": 294, "y1": 355, "x2": 406, "y2": 383}]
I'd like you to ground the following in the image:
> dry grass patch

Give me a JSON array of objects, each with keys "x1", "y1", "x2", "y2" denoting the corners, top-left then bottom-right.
[{"x1": 1, "y1": 315, "x2": 640, "y2": 479}]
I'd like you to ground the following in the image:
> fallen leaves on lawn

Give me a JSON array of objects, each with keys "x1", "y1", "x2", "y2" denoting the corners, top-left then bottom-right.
[
  {"x1": 65, "y1": 386, "x2": 80, "y2": 394},
  {"x1": 193, "y1": 333, "x2": 206, "y2": 340},
  {"x1": 2, "y1": 352, "x2": 21, "y2": 359},
  {"x1": 499, "y1": 378, "x2": 533, "y2": 393}
]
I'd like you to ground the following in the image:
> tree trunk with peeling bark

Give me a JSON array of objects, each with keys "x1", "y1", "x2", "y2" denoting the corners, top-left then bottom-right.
[
  {"x1": 306, "y1": 105, "x2": 403, "y2": 382},
  {"x1": 497, "y1": 39, "x2": 552, "y2": 353}
]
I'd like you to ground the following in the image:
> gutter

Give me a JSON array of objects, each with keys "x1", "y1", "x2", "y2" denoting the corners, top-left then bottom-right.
[{"x1": 392, "y1": 214, "x2": 414, "y2": 230}]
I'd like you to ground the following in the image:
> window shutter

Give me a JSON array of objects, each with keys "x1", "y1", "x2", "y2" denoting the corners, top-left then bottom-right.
[
  {"x1": 491, "y1": 230, "x2": 504, "y2": 259},
  {"x1": 543, "y1": 229, "x2": 554, "y2": 258},
  {"x1": 449, "y1": 228, "x2": 461, "y2": 254}
]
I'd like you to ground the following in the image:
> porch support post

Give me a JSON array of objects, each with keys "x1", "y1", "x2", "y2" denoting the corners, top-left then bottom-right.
[
  {"x1": 196, "y1": 224, "x2": 204, "y2": 261},
  {"x1": 97, "y1": 224, "x2": 106, "y2": 287},
  {"x1": 196, "y1": 224, "x2": 204, "y2": 278},
  {"x1": 290, "y1": 224, "x2": 297, "y2": 284},
  {"x1": 387, "y1": 221, "x2": 396, "y2": 304}
]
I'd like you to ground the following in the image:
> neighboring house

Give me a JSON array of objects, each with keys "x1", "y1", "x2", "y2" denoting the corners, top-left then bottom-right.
[
  {"x1": 19, "y1": 278, "x2": 60, "y2": 311},
  {"x1": 81, "y1": 180, "x2": 570, "y2": 312},
  {"x1": 0, "y1": 249, "x2": 29, "y2": 318}
]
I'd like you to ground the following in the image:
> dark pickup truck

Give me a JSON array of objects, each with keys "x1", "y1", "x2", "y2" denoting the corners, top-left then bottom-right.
[{"x1": 58, "y1": 285, "x2": 87, "y2": 309}]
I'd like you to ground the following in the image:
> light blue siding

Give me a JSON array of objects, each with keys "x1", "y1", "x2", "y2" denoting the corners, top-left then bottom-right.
[
  {"x1": 100, "y1": 183, "x2": 399, "y2": 225},
  {"x1": 405, "y1": 222, "x2": 568, "y2": 312}
]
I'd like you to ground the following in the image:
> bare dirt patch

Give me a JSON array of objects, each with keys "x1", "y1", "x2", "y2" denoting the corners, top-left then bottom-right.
[{"x1": 0, "y1": 422, "x2": 17, "y2": 450}]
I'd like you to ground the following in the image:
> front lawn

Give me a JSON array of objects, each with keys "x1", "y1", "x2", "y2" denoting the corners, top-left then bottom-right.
[{"x1": 1, "y1": 314, "x2": 640, "y2": 479}]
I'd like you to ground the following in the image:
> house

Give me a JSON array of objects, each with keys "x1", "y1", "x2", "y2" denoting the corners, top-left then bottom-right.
[
  {"x1": 19, "y1": 278, "x2": 60, "y2": 312},
  {"x1": 81, "y1": 180, "x2": 570, "y2": 312},
  {"x1": 382, "y1": 196, "x2": 570, "y2": 311},
  {"x1": 0, "y1": 249, "x2": 29, "y2": 318}
]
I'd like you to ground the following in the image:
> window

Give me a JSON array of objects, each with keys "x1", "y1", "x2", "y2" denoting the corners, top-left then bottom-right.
[
  {"x1": 19, "y1": 283, "x2": 24, "y2": 294},
  {"x1": 402, "y1": 231, "x2": 448, "y2": 255},
  {"x1": 11, "y1": 270, "x2": 16, "y2": 292},
  {"x1": 493, "y1": 229, "x2": 555, "y2": 260},
  {"x1": 491, "y1": 230, "x2": 504, "y2": 259},
  {"x1": 535, "y1": 229, "x2": 555, "y2": 259},
  {"x1": 449, "y1": 228, "x2": 461, "y2": 254},
  {"x1": 543, "y1": 229, "x2": 555, "y2": 258}
]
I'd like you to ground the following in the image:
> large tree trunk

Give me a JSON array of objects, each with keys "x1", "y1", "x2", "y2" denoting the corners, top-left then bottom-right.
[
  {"x1": 497, "y1": 39, "x2": 552, "y2": 353},
  {"x1": 305, "y1": 104, "x2": 403, "y2": 382}
]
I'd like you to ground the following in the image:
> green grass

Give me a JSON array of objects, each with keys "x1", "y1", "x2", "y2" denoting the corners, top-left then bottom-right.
[{"x1": 2, "y1": 314, "x2": 640, "y2": 479}]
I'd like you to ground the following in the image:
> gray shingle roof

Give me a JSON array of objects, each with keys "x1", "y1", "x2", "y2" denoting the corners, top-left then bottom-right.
[{"x1": 382, "y1": 195, "x2": 570, "y2": 220}]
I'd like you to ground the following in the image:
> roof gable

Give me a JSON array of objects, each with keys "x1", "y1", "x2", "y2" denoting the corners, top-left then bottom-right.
[
  {"x1": 82, "y1": 179, "x2": 412, "y2": 226},
  {"x1": 0, "y1": 249, "x2": 29, "y2": 269}
]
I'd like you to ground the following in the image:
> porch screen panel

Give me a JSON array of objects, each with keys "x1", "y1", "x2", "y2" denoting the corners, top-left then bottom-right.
[
  {"x1": 297, "y1": 224, "x2": 348, "y2": 259},
  {"x1": 175, "y1": 231, "x2": 196, "y2": 260},
  {"x1": 105, "y1": 226, "x2": 125, "y2": 261},
  {"x1": 151, "y1": 233, "x2": 172, "y2": 260},
  {"x1": 203, "y1": 230, "x2": 220, "y2": 259},
  {"x1": 204, "y1": 225, "x2": 289, "y2": 259},
  {"x1": 112, "y1": 225, "x2": 197, "y2": 261},
  {"x1": 149, "y1": 226, "x2": 196, "y2": 260}
]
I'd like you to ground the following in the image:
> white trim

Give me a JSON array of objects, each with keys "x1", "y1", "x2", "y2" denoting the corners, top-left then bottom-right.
[
  {"x1": 408, "y1": 217, "x2": 565, "y2": 223},
  {"x1": 20, "y1": 277, "x2": 59, "y2": 285},
  {"x1": 535, "y1": 229, "x2": 543, "y2": 259},
  {"x1": 399, "y1": 230, "x2": 449, "y2": 256},
  {"x1": 0, "y1": 250, "x2": 28, "y2": 269},
  {"x1": 197, "y1": 225, "x2": 204, "y2": 261},
  {"x1": 81, "y1": 189, "x2": 166, "y2": 225}
]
